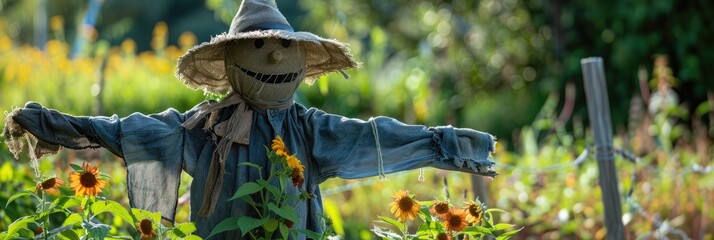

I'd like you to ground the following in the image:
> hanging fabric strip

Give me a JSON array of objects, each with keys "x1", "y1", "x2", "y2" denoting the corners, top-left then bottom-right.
[{"x1": 369, "y1": 117, "x2": 386, "y2": 180}]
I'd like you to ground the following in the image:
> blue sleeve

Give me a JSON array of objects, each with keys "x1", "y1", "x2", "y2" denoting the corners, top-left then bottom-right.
[
  {"x1": 304, "y1": 108, "x2": 497, "y2": 182},
  {"x1": 8, "y1": 101, "x2": 209, "y2": 222},
  {"x1": 110, "y1": 109, "x2": 187, "y2": 222}
]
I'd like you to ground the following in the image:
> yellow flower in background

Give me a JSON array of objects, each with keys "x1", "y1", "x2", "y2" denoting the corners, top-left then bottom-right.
[
  {"x1": 178, "y1": 32, "x2": 197, "y2": 50},
  {"x1": 69, "y1": 162, "x2": 106, "y2": 197},
  {"x1": 35, "y1": 177, "x2": 65, "y2": 195},
  {"x1": 0, "y1": 35, "x2": 12, "y2": 52},
  {"x1": 271, "y1": 135, "x2": 289, "y2": 157},
  {"x1": 137, "y1": 218, "x2": 157, "y2": 240},
  {"x1": 389, "y1": 189, "x2": 420, "y2": 221},
  {"x1": 121, "y1": 39, "x2": 137, "y2": 55},
  {"x1": 430, "y1": 199, "x2": 450, "y2": 218},
  {"x1": 442, "y1": 209, "x2": 468, "y2": 232},
  {"x1": 50, "y1": 16, "x2": 64, "y2": 31},
  {"x1": 464, "y1": 199, "x2": 483, "y2": 225}
]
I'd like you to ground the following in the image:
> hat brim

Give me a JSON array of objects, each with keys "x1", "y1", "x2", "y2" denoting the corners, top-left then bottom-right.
[{"x1": 176, "y1": 30, "x2": 360, "y2": 94}]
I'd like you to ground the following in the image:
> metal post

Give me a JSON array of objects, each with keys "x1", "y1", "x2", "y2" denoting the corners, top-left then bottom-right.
[{"x1": 580, "y1": 57, "x2": 625, "y2": 239}]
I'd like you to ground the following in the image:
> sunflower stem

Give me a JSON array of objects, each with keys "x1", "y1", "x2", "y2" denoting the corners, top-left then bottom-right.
[{"x1": 42, "y1": 191, "x2": 48, "y2": 240}]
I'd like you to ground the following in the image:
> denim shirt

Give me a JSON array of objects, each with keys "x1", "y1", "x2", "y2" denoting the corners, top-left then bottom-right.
[{"x1": 10, "y1": 101, "x2": 497, "y2": 239}]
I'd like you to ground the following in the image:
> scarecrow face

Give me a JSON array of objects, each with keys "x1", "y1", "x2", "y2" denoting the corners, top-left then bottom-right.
[{"x1": 225, "y1": 37, "x2": 307, "y2": 104}]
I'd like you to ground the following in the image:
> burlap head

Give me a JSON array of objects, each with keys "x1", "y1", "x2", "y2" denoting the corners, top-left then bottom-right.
[{"x1": 176, "y1": 0, "x2": 359, "y2": 94}]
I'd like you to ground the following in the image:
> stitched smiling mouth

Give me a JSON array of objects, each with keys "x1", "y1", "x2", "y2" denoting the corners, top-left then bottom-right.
[{"x1": 235, "y1": 63, "x2": 303, "y2": 84}]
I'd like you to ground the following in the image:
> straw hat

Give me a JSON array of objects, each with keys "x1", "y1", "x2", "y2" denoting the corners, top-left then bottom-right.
[{"x1": 176, "y1": 0, "x2": 359, "y2": 94}]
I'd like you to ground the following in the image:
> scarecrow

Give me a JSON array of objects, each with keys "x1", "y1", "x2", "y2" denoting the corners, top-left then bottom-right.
[{"x1": 3, "y1": 0, "x2": 497, "y2": 238}]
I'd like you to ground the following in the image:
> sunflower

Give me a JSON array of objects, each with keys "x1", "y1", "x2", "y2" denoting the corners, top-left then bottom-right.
[
  {"x1": 435, "y1": 232, "x2": 452, "y2": 240},
  {"x1": 430, "y1": 199, "x2": 451, "y2": 219},
  {"x1": 137, "y1": 219, "x2": 157, "y2": 239},
  {"x1": 35, "y1": 177, "x2": 65, "y2": 195},
  {"x1": 271, "y1": 135, "x2": 290, "y2": 157},
  {"x1": 389, "y1": 189, "x2": 420, "y2": 221},
  {"x1": 68, "y1": 162, "x2": 106, "y2": 197},
  {"x1": 442, "y1": 209, "x2": 468, "y2": 232},
  {"x1": 290, "y1": 167, "x2": 304, "y2": 187},
  {"x1": 464, "y1": 200, "x2": 484, "y2": 224},
  {"x1": 285, "y1": 155, "x2": 304, "y2": 172},
  {"x1": 33, "y1": 226, "x2": 44, "y2": 236}
]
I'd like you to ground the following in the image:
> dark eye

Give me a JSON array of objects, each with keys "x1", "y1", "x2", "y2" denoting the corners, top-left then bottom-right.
[
  {"x1": 254, "y1": 39, "x2": 264, "y2": 49},
  {"x1": 281, "y1": 39, "x2": 291, "y2": 48}
]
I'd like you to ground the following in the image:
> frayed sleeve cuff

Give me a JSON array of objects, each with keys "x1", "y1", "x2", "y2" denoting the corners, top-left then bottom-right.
[{"x1": 430, "y1": 126, "x2": 498, "y2": 176}]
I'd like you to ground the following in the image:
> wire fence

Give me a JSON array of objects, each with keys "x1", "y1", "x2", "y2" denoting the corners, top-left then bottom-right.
[{"x1": 320, "y1": 146, "x2": 712, "y2": 239}]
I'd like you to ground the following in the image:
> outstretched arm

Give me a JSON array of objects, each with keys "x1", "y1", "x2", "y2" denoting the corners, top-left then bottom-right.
[
  {"x1": 5, "y1": 102, "x2": 122, "y2": 158},
  {"x1": 3, "y1": 101, "x2": 207, "y2": 222},
  {"x1": 304, "y1": 108, "x2": 497, "y2": 182}
]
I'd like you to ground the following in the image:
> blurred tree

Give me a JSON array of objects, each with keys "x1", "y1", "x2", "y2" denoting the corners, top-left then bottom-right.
[
  {"x1": 2, "y1": 0, "x2": 711, "y2": 145},
  {"x1": 0, "y1": 0, "x2": 228, "y2": 51},
  {"x1": 530, "y1": 0, "x2": 713, "y2": 128}
]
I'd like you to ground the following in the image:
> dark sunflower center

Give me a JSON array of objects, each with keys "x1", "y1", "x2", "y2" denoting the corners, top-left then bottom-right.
[
  {"x1": 469, "y1": 205, "x2": 481, "y2": 217},
  {"x1": 79, "y1": 172, "x2": 97, "y2": 187},
  {"x1": 448, "y1": 215, "x2": 463, "y2": 226},
  {"x1": 397, "y1": 197, "x2": 414, "y2": 211},
  {"x1": 434, "y1": 203, "x2": 449, "y2": 214},
  {"x1": 41, "y1": 178, "x2": 56, "y2": 189},
  {"x1": 139, "y1": 219, "x2": 153, "y2": 234}
]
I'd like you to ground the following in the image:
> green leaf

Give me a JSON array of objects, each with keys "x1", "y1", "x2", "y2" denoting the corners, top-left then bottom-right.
[
  {"x1": 81, "y1": 196, "x2": 90, "y2": 210},
  {"x1": 484, "y1": 208, "x2": 508, "y2": 214},
  {"x1": 105, "y1": 236, "x2": 133, "y2": 239},
  {"x1": 238, "y1": 216, "x2": 268, "y2": 236},
  {"x1": 696, "y1": 101, "x2": 712, "y2": 116},
  {"x1": 51, "y1": 196, "x2": 82, "y2": 210},
  {"x1": 5, "y1": 190, "x2": 35, "y2": 208},
  {"x1": 418, "y1": 206, "x2": 431, "y2": 222},
  {"x1": 4, "y1": 216, "x2": 35, "y2": 240},
  {"x1": 207, "y1": 217, "x2": 240, "y2": 238},
  {"x1": 416, "y1": 221, "x2": 430, "y2": 235},
  {"x1": 228, "y1": 182, "x2": 263, "y2": 201},
  {"x1": 207, "y1": 216, "x2": 263, "y2": 238},
  {"x1": 62, "y1": 213, "x2": 83, "y2": 227},
  {"x1": 279, "y1": 222, "x2": 289, "y2": 239},
  {"x1": 44, "y1": 225, "x2": 75, "y2": 239},
  {"x1": 172, "y1": 222, "x2": 198, "y2": 237},
  {"x1": 82, "y1": 220, "x2": 110, "y2": 240},
  {"x1": 183, "y1": 235, "x2": 203, "y2": 240},
  {"x1": 495, "y1": 227, "x2": 523, "y2": 240},
  {"x1": 371, "y1": 226, "x2": 402, "y2": 239},
  {"x1": 37, "y1": 208, "x2": 66, "y2": 222},
  {"x1": 98, "y1": 173, "x2": 112, "y2": 180},
  {"x1": 238, "y1": 162, "x2": 262, "y2": 171},
  {"x1": 492, "y1": 223, "x2": 516, "y2": 231},
  {"x1": 268, "y1": 203, "x2": 299, "y2": 223},
  {"x1": 462, "y1": 226, "x2": 492, "y2": 235},
  {"x1": 295, "y1": 229, "x2": 322, "y2": 240},
  {"x1": 256, "y1": 179, "x2": 280, "y2": 199},
  {"x1": 131, "y1": 208, "x2": 162, "y2": 223},
  {"x1": 377, "y1": 216, "x2": 405, "y2": 231},
  {"x1": 90, "y1": 200, "x2": 134, "y2": 224},
  {"x1": 59, "y1": 229, "x2": 81, "y2": 240},
  {"x1": 263, "y1": 218, "x2": 279, "y2": 232},
  {"x1": 69, "y1": 163, "x2": 83, "y2": 171}
]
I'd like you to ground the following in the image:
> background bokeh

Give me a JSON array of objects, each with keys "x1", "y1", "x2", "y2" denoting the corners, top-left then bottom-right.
[{"x1": 1, "y1": 0, "x2": 712, "y2": 239}]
